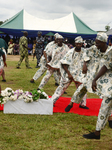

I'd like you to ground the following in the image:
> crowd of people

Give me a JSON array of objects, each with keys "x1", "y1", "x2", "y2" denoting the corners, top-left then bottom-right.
[
  {"x1": 0, "y1": 31, "x2": 112, "y2": 140},
  {"x1": 30, "y1": 32, "x2": 112, "y2": 140},
  {"x1": 0, "y1": 32, "x2": 94, "y2": 66}
]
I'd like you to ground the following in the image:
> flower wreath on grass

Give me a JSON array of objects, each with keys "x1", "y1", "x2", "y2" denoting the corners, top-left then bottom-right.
[{"x1": 0, "y1": 88, "x2": 49, "y2": 105}]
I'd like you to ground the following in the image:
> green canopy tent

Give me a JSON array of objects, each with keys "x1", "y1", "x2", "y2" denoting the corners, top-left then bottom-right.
[
  {"x1": 45, "y1": 32, "x2": 54, "y2": 36},
  {"x1": 0, "y1": 9, "x2": 97, "y2": 39}
]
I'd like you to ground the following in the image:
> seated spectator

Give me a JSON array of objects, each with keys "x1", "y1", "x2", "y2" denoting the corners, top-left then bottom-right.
[
  {"x1": 64, "y1": 38, "x2": 73, "y2": 49},
  {"x1": 7, "y1": 39, "x2": 15, "y2": 55},
  {"x1": 13, "y1": 40, "x2": 19, "y2": 55},
  {"x1": 109, "y1": 40, "x2": 112, "y2": 46}
]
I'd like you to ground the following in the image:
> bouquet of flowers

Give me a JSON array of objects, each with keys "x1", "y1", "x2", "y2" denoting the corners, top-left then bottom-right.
[
  {"x1": 31, "y1": 89, "x2": 49, "y2": 101},
  {"x1": 0, "y1": 88, "x2": 14, "y2": 105},
  {"x1": 0, "y1": 88, "x2": 49, "y2": 105}
]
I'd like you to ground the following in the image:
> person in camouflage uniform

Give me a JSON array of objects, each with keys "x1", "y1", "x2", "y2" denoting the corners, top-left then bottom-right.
[
  {"x1": 35, "y1": 31, "x2": 44, "y2": 68},
  {"x1": 16, "y1": 31, "x2": 32, "y2": 69}
]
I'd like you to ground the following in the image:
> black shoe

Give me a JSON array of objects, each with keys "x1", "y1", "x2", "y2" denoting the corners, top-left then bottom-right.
[
  {"x1": 65, "y1": 105, "x2": 73, "y2": 112},
  {"x1": 83, "y1": 132, "x2": 100, "y2": 139},
  {"x1": 2, "y1": 79, "x2": 6, "y2": 82},
  {"x1": 108, "y1": 120, "x2": 112, "y2": 128},
  {"x1": 16, "y1": 67, "x2": 21, "y2": 69},
  {"x1": 55, "y1": 83, "x2": 59, "y2": 86},
  {"x1": 30, "y1": 80, "x2": 35, "y2": 83},
  {"x1": 79, "y1": 105, "x2": 89, "y2": 109},
  {"x1": 27, "y1": 67, "x2": 32, "y2": 69},
  {"x1": 35, "y1": 66, "x2": 39, "y2": 68},
  {"x1": 64, "y1": 91, "x2": 67, "y2": 94}
]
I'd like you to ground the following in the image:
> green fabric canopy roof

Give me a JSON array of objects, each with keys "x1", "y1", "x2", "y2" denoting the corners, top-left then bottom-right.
[
  {"x1": 45, "y1": 32, "x2": 54, "y2": 36},
  {"x1": 0, "y1": 9, "x2": 97, "y2": 39}
]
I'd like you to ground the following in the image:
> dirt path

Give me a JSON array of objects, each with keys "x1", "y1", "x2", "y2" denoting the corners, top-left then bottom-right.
[{"x1": 6, "y1": 55, "x2": 33, "y2": 61}]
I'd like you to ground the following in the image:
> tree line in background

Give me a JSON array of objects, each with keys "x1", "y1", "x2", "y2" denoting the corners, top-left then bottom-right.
[
  {"x1": 0, "y1": 21, "x2": 3, "y2": 25},
  {"x1": 0, "y1": 19, "x2": 8, "y2": 25}
]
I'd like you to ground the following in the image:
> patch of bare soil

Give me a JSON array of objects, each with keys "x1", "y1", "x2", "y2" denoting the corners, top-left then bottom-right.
[{"x1": 6, "y1": 55, "x2": 33, "y2": 61}]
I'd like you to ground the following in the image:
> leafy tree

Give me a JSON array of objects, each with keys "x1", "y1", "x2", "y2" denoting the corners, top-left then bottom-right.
[
  {"x1": 105, "y1": 25, "x2": 110, "y2": 31},
  {"x1": 0, "y1": 21, "x2": 3, "y2": 25}
]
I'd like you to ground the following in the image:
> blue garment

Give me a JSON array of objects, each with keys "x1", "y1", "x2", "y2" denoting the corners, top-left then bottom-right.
[{"x1": 28, "y1": 43, "x2": 33, "y2": 54}]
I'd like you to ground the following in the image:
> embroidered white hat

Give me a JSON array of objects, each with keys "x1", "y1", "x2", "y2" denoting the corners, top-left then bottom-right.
[
  {"x1": 75, "y1": 36, "x2": 83, "y2": 43},
  {"x1": 54, "y1": 33, "x2": 59, "y2": 38},
  {"x1": 56, "y1": 34, "x2": 63, "y2": 39},
  {"x1": 96, "y1": 33, "x2": 108, "y2": 42}
]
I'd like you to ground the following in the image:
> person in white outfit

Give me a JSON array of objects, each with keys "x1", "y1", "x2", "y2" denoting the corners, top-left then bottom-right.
[
  {"x1": 38, "y1": 34, "x2": 70, "y2": 90},
  {"x1": 82, "y1": 33, "x2": 112, "y2": 139},
  {"x1": 30, "y1": 33, "x2": 60, "y2": 86},
  {"x1": 50, "y1": 36, "x2": 89, "y2": 109}
]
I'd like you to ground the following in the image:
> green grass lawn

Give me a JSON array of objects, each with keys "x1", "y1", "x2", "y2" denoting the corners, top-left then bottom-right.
[{"x1": 0, "y1": 55, "x2": 112, "y2": 150}]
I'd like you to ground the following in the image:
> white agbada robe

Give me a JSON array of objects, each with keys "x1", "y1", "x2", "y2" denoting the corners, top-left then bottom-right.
[
  {"x1": 50, "y1": 47, "x2": 87, "y2": 105},
  {"x1": 38, "y1": 43, "x2": 70, "y2": 89},
  {"x1": 33, "y1": 41, "x2": 60, "y2": 84}
]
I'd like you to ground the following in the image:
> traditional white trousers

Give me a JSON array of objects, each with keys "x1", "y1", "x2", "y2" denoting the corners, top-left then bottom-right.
[
  {"x1": 33, "y1": 64, "x2": 47, "y2": 81},
  {"x1": 33, "y1": 62, "x2": 60, "y2": 85},
  {"x1": 96, "y1": 96, "x2": 112, "y2": 131},
  {"x1": 38, "y1": 69, "x2": 61, "y2": 89},
  {"x1": 50, "y1": 78, "x2": 87, "y2": 106},
  {"x1": 71, "y1": 84, "x2": 112, "y2": 131}
]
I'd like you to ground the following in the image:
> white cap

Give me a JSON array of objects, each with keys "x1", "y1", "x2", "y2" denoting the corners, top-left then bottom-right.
[
  {"x1": 56, "y1": 34, "x2": 63, "y2": 39},
  {"x1": 75, "y1": 36, "x2": 83, "y2": 43},
  {"x1": 96, "y1": 33, "x2": 108, "y2": 42}
]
